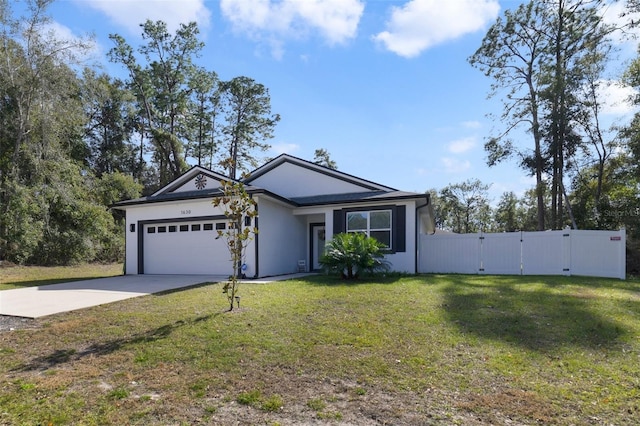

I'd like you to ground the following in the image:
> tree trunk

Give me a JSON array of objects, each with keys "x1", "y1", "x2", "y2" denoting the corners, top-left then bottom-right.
[
  {"x1": 562, "y1": 181, "x2": 577, "y2": 229},
  {"x1": 527, "y1": 73, "x2": 546, "y2": 231}
]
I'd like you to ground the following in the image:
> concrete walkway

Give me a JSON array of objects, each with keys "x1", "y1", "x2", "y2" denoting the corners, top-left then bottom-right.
[{"x1": 0, "y1": 273, "x2": 312, "y2": 319}]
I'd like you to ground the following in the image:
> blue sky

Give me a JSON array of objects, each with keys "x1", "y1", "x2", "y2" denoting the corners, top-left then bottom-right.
[{"x1": 46, "y1": 0, "x2": 637, "y2": 200}]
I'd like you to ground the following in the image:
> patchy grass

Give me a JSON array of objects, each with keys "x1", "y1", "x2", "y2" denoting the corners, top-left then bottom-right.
[
  {"x1": 0, "y1": 273, "x2": 639, "y2": 424},
  {"x1": 0, "y1": 263, "x2": 123, "y2": 290}
]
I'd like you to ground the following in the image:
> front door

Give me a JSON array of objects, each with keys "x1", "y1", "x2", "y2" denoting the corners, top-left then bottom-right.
[{"x1": 311, "y1": 224, "x2": 326, "y2": 271}]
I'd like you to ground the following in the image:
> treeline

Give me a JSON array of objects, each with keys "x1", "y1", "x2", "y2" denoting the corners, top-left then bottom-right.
[
  {"x1": 0, "y1": 0, "x2": 278, "y2": 265},
  {"x1": 3, "y1": 0, "x2": 640, "y2": 271},
  {"x1": 431, "y1": 178, "x2": 639, "y2": 236},
  {"x1": 468, "y1": 0, "x2": 640, "y2": 234},
  {"x1": 459, "y1": 0, "x2": 640, "y2": 273},
  {"x1": 430, "y1": 175, "x2": 640, "y2": 273}
]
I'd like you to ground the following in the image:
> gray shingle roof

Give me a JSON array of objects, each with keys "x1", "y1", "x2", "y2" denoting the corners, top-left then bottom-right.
[
  {"x1": 113, "y1": 188, "x2": 426, "y2": 209},
  {"x1": 112, "y1": 188, "x2": 225, "y2": 207},
  {"x1": 290, "y1": 190, "x2": 425, "y2": 206}
]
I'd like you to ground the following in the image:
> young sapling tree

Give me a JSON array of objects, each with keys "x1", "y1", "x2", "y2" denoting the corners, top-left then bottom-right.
[{"x1": 212, "y1": 160, "x2": 258, "y2": 311}]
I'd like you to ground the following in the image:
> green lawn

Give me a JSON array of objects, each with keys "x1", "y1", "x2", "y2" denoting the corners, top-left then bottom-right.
[
  {"x1": 0, "y1": 263, "x2": 123, "y2": 290},
  {"x1": 1, "y1": 273, "x2": 639, "y2": 425}
]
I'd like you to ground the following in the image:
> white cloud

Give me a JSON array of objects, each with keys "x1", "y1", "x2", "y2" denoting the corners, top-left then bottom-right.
[
  {"x1": 46, "y1": 21, "x2": 83, "y2": 43},
  {"x1": 448, "y1": 137, "x2": 476, "y2": 154},
  {"x1": 600, "y1": 1, "x2": 640, "y2": 49},
  {"x1": 441, "y1": 157, "x2": 471, "y2": 173},
  {"x1": 292, "y1": 0, "x2": 365, "y2": 44},
  {"x1": 78, "y1": 0, "x2": 212, "y2": 36},
  {"x1": 220, "y1": 0, "x2": 364, "y2": 57},
  {"x1": 372, "y1": 0, "x2": 500, "y2": 58},
  {"x1": 270, "y1": 142, "x2": 300, "y2": 155},
  {"x1": 41, "y1": 21, "x2": 101, "y2": 63},
  {"x1": 462, "y1": 120, "x2": 481, "y2": 129},
  {"x1": 596, "y1": 80, "x2": 637, "y2": 116}
]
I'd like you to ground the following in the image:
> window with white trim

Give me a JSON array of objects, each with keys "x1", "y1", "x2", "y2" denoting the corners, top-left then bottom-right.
[{"x1": 346, "y1": 210, "x2": 392, "y2": 248}]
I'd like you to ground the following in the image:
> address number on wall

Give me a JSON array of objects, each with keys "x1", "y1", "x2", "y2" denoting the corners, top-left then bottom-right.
[{"x1": 181, "y1": 209, "x2": 192, "y2": 215}]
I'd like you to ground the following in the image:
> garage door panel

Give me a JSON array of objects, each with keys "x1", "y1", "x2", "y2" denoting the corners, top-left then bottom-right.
[{"x1": 143, "y1": 221, "x2": 232, "y2": 275}]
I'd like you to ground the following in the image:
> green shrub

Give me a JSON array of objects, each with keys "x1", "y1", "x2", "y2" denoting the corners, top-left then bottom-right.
[
  {"x1": 306, "y1": 398, "x2": 326, "y2": 411},
  {"x1": 320, "y1": 232, "x2": 390, "y2": 279},
  {"x1": 261, "y1": 394, "x2": 283, "y2": 412},
  {"x1": 236, "y1": 389, "x2": 261, "y2": 406},
  {"x1": 108, "y1": 388, "x2": 129, "y2": 400}
]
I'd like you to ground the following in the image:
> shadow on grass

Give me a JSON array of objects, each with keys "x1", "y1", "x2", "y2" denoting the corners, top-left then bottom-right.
[
  {"x1": 0, "y1": 277, "x2": 107, "y2": 290},
  {"x1": 442, "y1": 275, "x2": 637, "y2": 352},
  {"x1": 302, "y1": 273, "x2": 409, "y2": 287},
  {"x1": 152, "y1": 281, "x2": 216, "y2": 296},
  {"x1": 15, "y1": 313, "x2": 220, "y2": 372}
]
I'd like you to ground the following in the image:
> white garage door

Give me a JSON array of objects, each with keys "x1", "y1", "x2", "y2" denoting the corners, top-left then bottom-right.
[{"x1": 143, "y1": 220, "x2": 232, "y2": 275}]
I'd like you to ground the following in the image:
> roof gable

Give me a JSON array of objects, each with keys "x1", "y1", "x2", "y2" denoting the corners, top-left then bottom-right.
[
  {"x1": 152, "y1": 166, "x2": 237, "y2": 196},
  {"x1": 112, "y1": 155, "x2": 425, "y2": 210},
  {"x1": 112, "y1": 166, "x2": 260, "y2": 209},
  {"x1": 243, "y1": 154, "x2": 395, "y2": 198}
]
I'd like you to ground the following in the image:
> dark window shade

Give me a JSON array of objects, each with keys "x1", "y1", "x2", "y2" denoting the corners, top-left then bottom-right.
[
  {"x1": 394, "y1": 205, "x2": 406, "y2": 252},
  {"x1": 333, "y1": 209, "x2": 344, "y2": 235},
  {"x1": 370, "y1": 230, "x2": 391, "y2": 247}
]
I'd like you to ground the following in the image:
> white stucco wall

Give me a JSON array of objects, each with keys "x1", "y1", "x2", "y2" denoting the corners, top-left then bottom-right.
[
  {"x1": 255, "y1": 196, "x2": 306, "y2": 277},
  {"x1": 249, "y1": 162, "x2": 372, "y2": 198},
  {"x1": 386, "y1": 200, "x2": 416, "y2": 273},
  {"x1": 121, "y1": 195, "x2": 420, "y2": 276},
  {"x1": 123, "y1": 199, "x2": 253, "y2": 275},
  {"x1": 293, "y1": 200, "x2": 418, "y2": 274}
]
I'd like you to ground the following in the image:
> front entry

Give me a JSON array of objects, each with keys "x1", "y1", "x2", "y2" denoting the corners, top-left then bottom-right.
[{"x1": 311, "y1": 224, "x2": 326, "y2": 271}]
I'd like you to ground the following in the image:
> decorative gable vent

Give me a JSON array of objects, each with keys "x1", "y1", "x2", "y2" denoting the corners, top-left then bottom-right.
[{"x1": 195, "y1": 173, "x2": 207, "y2": 190}]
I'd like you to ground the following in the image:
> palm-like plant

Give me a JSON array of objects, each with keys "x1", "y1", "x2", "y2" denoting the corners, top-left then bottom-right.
[{"x1": 320, "y1": 232, "x2": 390, "y2": 279}]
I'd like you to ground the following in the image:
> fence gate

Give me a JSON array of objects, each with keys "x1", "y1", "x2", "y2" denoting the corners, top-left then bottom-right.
[{"x1": 418, "y1": 229, "x2": 625, "y2": 279}]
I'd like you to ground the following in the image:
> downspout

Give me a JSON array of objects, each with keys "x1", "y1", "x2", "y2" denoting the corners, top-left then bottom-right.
[
  {"x1": 415, "y1": 193, "x2": 434, "y2": 274},
  {"x1": 252, "y1": 195, "x2": 259, "y2": 278}
]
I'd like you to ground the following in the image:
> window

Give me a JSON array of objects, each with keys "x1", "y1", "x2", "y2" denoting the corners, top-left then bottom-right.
[
  {"x1": 191, "y1": 224, "x2": 201, "y2": 231},
  {"x1": 147, "y1": 227, "x2": 156, "y2": 234},
  {"x1": 346, "y1": 210, "x2": 392, "y2": 248},
  {"x1": 216, "y1": 223, "x2": 226, "y2": 230},
  {"x1": 158, "y1": 226, "x2": 167, "y2": 233},
  {"x1": 168, "y1": 225, "x2": 177, "y2": 232},
  {"x1": 203, "y1": 223, "x2": 214, "y2": 231},
  {"x1": 334, "y1": 206, "x2": 405, "y2": 253},
  {"x1": 179, "y1": 225, "x2": 189, "y2": 232}
]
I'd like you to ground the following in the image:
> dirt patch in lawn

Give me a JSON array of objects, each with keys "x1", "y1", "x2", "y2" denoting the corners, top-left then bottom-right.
[
  {"x1": 184, "y1": 373, "x2": 488, "y2": 425},
  {"x1": 0, "y1": 315, "x2": 39, "y2": 332},
  {"x1": 456, "y1": 388, "x2": 557, "y2": 424}
]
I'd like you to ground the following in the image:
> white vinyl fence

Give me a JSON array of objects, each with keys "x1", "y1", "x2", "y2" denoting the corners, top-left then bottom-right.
[{"x1": 418, "y1": 229, "x2": 626, "y2": 279}]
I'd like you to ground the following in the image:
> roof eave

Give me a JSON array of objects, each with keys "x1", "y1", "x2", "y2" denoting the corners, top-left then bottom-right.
[
  {"x1": 294, "y1": 193, "x2": 428, "y2": 208},
  {"x1": 111, "y1": 187, "x2": 298, "y2": 210}
]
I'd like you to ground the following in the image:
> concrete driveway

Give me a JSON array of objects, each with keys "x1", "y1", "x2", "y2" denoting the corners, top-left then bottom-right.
[
  {"x1": 0, "y1": 273, "x2": 314, "y2": 319},
  {"x1": 0, "y1": 275, "x2": 226, "y2": 318}
]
